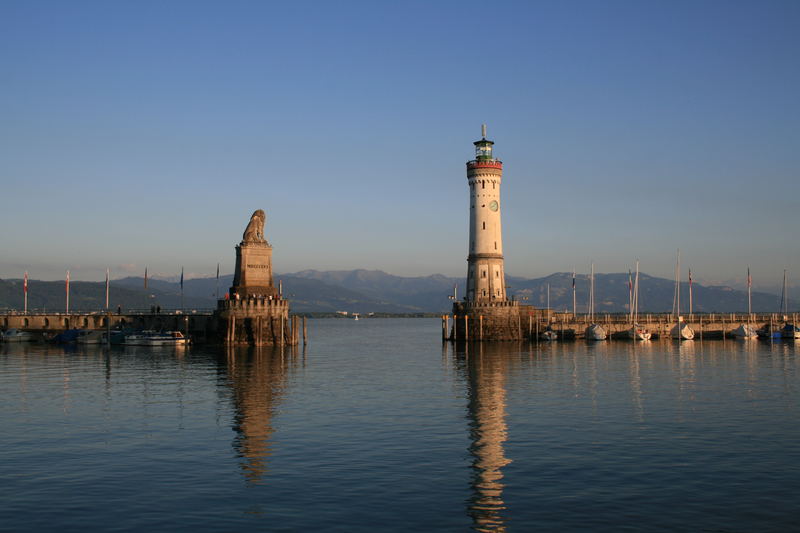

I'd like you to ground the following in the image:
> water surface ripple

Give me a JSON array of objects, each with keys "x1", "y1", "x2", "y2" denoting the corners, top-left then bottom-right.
[{"x1": 1, "y1": 318, "x2": 798, "y2": 531}]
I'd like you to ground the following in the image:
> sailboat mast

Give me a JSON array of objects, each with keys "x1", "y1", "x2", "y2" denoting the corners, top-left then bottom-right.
[
  {"x1": 628, "y1": 269, "x2": 633, "y2": 323},
  {"x1": 675, "y1": 250, "x2": 681, "y2": 319},
  {"x1": 783, "y1": 270, "x2": 788, "y2": 315},
  {"x1": 589, "y1": 264, "x2": 593, "y2": 322},
  {"x1": 572, "y1": 269, "x2": 576, "y2": 317},
  {"x1": 634, "y1": 260, "x2": 640, "y2": 323},
  {"x1": 747, "y1": 266, "x2": 752, "y2": 317}
]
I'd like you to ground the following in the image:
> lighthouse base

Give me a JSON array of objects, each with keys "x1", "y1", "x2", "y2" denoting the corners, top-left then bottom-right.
[{"x1": 451, "y1": 301, "x2": 534, "y2": 341}]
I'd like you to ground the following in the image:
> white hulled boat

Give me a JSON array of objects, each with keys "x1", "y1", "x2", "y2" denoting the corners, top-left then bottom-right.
[
  {"x1": 584, "y1": 263, "x2": 607, "y2": 341},
  {"x1": 123, "y1": 331, "x2": 189, "y2": 346},
  {"x1": 671, "y1": 317, "x2": 695, "y2": 340},
  {"x1": 734, "y1": 267, "x2": 757, "y2": 339},
  {"x1": 671, "y1": 251, "x2": 694, "y2": 340},
  {"x1": 1, "y1": 329, "x2": 35, "y2": 342},
  {"x1": 732, "y1": 324, "x2": 758, "y2": 339},
  {"x1": 625, "y1": 260, "x2": 651, "y2": 341}
]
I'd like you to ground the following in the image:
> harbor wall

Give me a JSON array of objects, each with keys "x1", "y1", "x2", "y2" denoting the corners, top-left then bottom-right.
[{"x1": 444, "y1": 312, "x2": 800, "y2": 341}]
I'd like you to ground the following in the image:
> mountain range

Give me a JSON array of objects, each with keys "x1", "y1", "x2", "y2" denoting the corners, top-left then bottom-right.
[{"x1": 1, "y1": 270, "x2": 796, "y2": 314}]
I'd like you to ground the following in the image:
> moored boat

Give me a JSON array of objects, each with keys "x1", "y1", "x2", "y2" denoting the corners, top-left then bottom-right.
[
  {"x1": 540, "y1": 328, "x2": 557, "y2": 341},
  {"x1": 671, "y1": 318, "x2": 695, "y2": 340},
  {"x1": 757, "y1": 324, "x2": 782, "y2": 339},
  {"x1": 781, "y1": 323, "x2": 800, "y2": 339},
  {"x1": 1, "y1": 329, "x2": 35, "y2": 342},
  {"x1": 124, "y1": 331, "x2": 189, "y2": 346},
  {"x1": 732, "y1": 323, "x2": 758, "y2": 339},
  {"x1": 625, "y1": 260, "x2": 651, "y2": 340},
  {"x1": 625, "y1": 324, "x2": 652, "y2": 341},
  {"x1": 76, "y1": 330, "x2": 106, "y2": 344},
  {"x1": 584, "y1": 263, "x2": 607, "y2": 341},
  {"x1": 585, "y1": 323, "x2": 607, "y2": 341}
]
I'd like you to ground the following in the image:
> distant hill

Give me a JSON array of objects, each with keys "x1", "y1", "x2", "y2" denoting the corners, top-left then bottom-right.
[{"x1": 1, "y1": 270, "x2": 795, "y2": 314}]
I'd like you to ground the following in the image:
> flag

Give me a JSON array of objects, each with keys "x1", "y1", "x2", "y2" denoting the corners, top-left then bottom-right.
[
  {"x1": 144, "y1": 267, "x2": 148, "y2": 289},
  {"x1": 688, "y1": 268, "x2": 692, "y2": 287},
  {"x1": 747, "y1": 267, "x2": 751, "y2": 288},
  {"x1": 216, "y1": 263, "x2": 219, "y2": 281},
  {"x1": 66, "y1": 270, "x2": 70, "y2": 292},
  {"x1": 572, "y1": 270, "x2": 576, "y2": 289},
  {"x1": 23, "y1": 271, "x2": 28, "y2": 294},
  {"x1": 180, "y1": 267, "x2": 184, "y2": 290},
  {"x1": 628, "y1": 269, "x2": 632, "y2": 291}
]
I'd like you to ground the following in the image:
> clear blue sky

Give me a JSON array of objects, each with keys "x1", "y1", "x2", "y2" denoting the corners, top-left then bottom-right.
[{"x1": 2, "y1": 0, "x2": 798, "y2": 291}]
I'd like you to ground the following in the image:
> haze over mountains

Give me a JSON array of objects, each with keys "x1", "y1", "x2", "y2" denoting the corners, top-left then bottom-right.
[{"x1": 1, "y1": 270, "x2": 795, "y2": 314}]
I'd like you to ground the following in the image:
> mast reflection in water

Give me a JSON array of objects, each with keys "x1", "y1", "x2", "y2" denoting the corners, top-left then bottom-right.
[{"x1": 456, "y1": 342, "x2": 513, "y2": 532}]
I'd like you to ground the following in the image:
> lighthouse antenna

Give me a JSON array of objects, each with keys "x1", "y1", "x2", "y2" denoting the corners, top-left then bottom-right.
[{"x1": 481, "y1": 124, "x2": 487, "y2": 138}]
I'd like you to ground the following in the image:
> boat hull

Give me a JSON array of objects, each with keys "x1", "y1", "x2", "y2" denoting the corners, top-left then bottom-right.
[
  {"x1": 584, "y1": 324, "x2": 607, "y2": 341},
  {"x1": 733, "y1": 324, "x2": 758, "y2": 339},
  {"x1": 625, "y1": 325, "x2": 651, "y2": 341},
  {"x1": 671, "y1": 323, "x2": 695, "y2": 340}
]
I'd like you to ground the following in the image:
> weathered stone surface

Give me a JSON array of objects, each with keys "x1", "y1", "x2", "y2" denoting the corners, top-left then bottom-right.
[
  {"x1": 229, "y1": 210, "x2": 278, "y2": 299},
  {"x1": 214, "y1": 209, "x2": 296, "y2": 346}
]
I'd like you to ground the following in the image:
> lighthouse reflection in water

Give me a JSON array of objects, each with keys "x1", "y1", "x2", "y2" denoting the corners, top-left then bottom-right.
[{"x1": 456, "y1": 342, "x2": 512, "y2": 531}]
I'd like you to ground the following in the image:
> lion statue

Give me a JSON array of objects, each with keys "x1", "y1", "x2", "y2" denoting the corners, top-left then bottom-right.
[{"x1": 242, "y1": 209, "x2": 266, "y2": 243}]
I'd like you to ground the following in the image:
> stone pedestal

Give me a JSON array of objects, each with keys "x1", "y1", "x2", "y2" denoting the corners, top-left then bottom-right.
[
  {"x1": 216, "y1": 298, "x2": 297, "y2": 346},
  {"x1": 230, "y1": 242, "x2": 279, "y2": 299},
  {"x1": 212, "y1": 210, "x2": 296, "y2": 346}
]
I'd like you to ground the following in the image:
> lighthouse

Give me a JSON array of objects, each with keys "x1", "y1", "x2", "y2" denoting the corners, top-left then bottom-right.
[
  {"x1": 466, "y1": 124, "x2": 507, "y2": 303},
  {"x1": 452, "y1": 125, "x2": 527, "y2": 341}
]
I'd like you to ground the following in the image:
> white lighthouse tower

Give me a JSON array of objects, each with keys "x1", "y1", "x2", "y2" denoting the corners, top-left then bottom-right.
[
  {"x1": 452, "y1": 125, "x2": 524, "y2": 341},
  {"x1": 466, "y1": 124, "x2": 508, "y2": 303}
]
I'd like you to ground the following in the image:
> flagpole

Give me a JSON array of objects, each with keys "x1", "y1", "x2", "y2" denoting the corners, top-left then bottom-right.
[
  {"x1": 66, "y1": 270, "x2": 70, "y2": 314},
  {"x1": 688, "y1": 268, "x2": 693, "y2": 316},
  {"x1": 105, "y1": 268, "x2": 110, "y2": 311},
  {"x1": 180, "y1": 267, "x2": 184, "y2": 311},
  {"x1": 215, "y1": 263, "x2": 220, "y2": 301}
]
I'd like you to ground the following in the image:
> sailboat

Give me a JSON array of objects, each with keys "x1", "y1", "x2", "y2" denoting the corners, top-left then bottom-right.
[
  {"x1": 540, "y1": 283, "x2": 558, "y2": 340},
  {"x1": 758, "y1": 269, "x2": 786, "y2": 339},
  {"x1": 733, "y1": 267, "x2": 757, "y2": 339},
  {"x1": 670, "y1": 250, "x2": 695, "y2": 340},
  {"x1": 779, "y1": 270, "x2": 800, "y2": 339},
  {"x1": 625, "y1": 260, "x2": 651, "y2": 340},
  {"x1": 584, "y1": 263, "x2": 607, "y2": 340}
]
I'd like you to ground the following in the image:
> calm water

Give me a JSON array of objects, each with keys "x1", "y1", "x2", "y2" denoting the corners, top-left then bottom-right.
[{"x1": 1, "y1": 318, "x2": 799, "y2": 532}]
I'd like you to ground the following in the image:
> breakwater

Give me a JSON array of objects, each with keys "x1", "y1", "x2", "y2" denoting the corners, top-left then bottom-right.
[{"x1": 443, "y1": 311, "x2": 799, "y2": 341}]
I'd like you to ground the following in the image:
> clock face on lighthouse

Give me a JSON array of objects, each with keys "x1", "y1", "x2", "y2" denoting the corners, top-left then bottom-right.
[{"x1": 489, "y1": 200, "x2": 498, "y2": 211}]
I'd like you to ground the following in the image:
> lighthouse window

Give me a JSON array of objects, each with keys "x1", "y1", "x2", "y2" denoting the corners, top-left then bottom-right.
[
  {"x1": 482, "y1": 222, "x2": 485, "y2": 230},
  {"x1": 482, "y1": 181, "x2": 485, "y2": 189},
  {"x1": 493, "y1": 182, "x2": 496, "y2": 189},
  {"x1": 481, "y1": 270, "x2": 487, "y2": 278},
  {"x1": 495, "y1": 271, "x2": 499, "y2": 278},
  {"x1": 494, "y1": 241, "x2": 497, "y2": 249}
]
